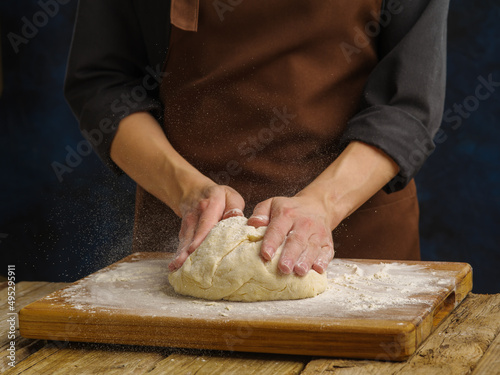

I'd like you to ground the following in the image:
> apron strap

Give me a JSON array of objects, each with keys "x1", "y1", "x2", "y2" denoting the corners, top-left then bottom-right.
[{"x1": 170, "y1": 0, "x2": 199, "y2": 32}]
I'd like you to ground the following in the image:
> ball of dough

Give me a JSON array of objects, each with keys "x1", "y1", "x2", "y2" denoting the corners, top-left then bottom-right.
[{"x1": 168, "y1": 216, "x2": 327, "y2": 302}]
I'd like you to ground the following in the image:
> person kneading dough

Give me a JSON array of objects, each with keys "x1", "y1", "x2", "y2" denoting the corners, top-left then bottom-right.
[
  {"x1": 168, "y1": 216, "x2": 327, "y2": 302},
  {"x1": 65, "y1": 1, "x2": 449, "y2": 283}
]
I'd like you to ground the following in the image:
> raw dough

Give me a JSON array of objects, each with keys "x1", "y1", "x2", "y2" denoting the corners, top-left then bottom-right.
[{"x1": 168, "y1": 216, "x2": 328, "y2": 302}]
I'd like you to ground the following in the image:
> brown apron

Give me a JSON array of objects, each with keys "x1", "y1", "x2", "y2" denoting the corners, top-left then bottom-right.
[{"x1": 133, "y1": 0, "x2": 421, "y2": 261}]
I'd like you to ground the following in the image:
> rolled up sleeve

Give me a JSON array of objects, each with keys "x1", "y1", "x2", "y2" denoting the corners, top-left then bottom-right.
[
  {"x1": 340, "y1": 0, "x2": 449, "y2": 192},
  {"x1": 64, "y1": 0, "x2": 165, "y2": 173}
]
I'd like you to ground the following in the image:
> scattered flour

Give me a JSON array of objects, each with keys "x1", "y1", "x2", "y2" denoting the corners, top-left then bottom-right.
[{"x1": 53, "y1": 258, "x2": 456, "y2": 321}]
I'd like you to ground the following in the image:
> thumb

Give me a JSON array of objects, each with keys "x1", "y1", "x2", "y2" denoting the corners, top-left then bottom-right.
[
  {"x1": 222, "y1": 188, "x2": 245, "y2": 219},
  {"x1": 247, "y1": 198, "x2": 272, "y2": 227}
]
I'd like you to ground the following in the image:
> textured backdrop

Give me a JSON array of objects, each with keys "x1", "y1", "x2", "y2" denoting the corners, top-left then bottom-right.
[{"x1": 1, "y1": 0, "x2": 499, "y2": 293}]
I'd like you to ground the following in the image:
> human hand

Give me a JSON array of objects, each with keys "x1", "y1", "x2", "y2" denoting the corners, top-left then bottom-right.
[
  {"x1": 247, "y1": 193, "x2": 335, "y2": 276},
  {"x1": 168, "y1": 183, "x2": 245, "y2": 271}
]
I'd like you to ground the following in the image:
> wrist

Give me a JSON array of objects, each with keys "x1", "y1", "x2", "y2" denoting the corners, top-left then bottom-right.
[
  {"x1": 112, "y1": 112, "x2": 216, "y2": 217},
  {"x1": 296, "y1": 141, "x2": 400, "y2": 231},
  {"x1": 160, "y1": 156, "x2": 215, "y2": 217},
  {"x1": 296, "y1": 183, "x2": 350, "y2": 231}
]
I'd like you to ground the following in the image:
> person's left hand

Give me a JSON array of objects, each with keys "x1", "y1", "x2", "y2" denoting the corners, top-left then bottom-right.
[{"x1": 247, "y1": 193, "x2": 335, "y2": 276}]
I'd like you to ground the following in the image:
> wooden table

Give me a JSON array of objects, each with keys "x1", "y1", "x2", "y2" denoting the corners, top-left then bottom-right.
[{"x1": 1, "y1": 281, "x2": 499, "y2": 374}]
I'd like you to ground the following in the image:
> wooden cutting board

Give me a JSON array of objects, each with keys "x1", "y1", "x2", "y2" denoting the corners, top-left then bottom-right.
[{"x1": 19, "y1": 252, "x2": 472, "y2": 360}]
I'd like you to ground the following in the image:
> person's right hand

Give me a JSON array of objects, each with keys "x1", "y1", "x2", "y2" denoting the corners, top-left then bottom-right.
[{"x1": 168, "y1": 183, "x2": 245, "y2": 271}]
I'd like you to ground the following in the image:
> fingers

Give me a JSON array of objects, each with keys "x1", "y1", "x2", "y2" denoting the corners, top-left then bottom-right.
[
  {"x1": 222, "y1": 208, "x2": 244, "y2": 219},
  {"x1": 279, "y1": 228, "x2": 309, "y2": 274},
  {"x1": 293, "y1": 233, "x2": 334, "y2": 276},
  {"x1": 169, "y1": 211, "x2": 198, "y2": 271},
  {"x1": 222, "y1": 188, "x2": 245, "y2": 219},
  {"x1": 189, "y1": 199, "x2": 225, "y2": 252},
  {"x1": 281, "y1": 230, "x2": 334, "y2": 276},
  {"x1": 247, "y1": 199, "x2": 272, "y2": 228},
  {"x1": 260, "y1": 206, "x2": 293, "y2": 262},
  {"x1": 312, "y1": 244, "x2": 335, "y2": 274},
  {"x1": 169, "y1": 185, "x2": 246, "y2": 272},
  {"x1": 277, "y1": 218, "x2": 314, "y2": 275},
  {"x1": 257, "y1": 196, "x2": 334, "y2": 276},
  {"x1": 168, "y1": 247, "x2": 191, "y2": 272},
  {"x1": 291, "y1": 233, "x2": 323, "y2": 276},
  {"x1": 169, "y1": 198, "x2": 223, "y2": 271}
]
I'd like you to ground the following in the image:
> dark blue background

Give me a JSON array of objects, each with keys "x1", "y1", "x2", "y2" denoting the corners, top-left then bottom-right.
[{"x1": 1, "y1": 0, "x2": 499, "y2": 293}]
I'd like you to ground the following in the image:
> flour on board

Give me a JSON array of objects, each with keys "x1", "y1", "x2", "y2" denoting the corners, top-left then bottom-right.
[{"x1": 53, "y1": 258, "x2": 456, "y2": 320}]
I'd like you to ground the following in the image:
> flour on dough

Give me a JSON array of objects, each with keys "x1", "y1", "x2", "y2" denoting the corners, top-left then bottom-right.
[{"x1": 168, "y1": 216, "x2": 327, "y2": 302}]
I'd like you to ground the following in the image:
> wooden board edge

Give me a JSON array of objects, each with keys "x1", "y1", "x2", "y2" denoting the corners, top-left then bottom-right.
[
  {"x1": 455, "y1": 263, "x2": 473, "y2": 302},
  {"x1": 18, "y1": 313, "x2": 417, "y2": 361},
  {"x1": 435, "y1": 263, "x2": 473, "y2": 326},
  {"x1": 406, "y1": 262, "x2": 473, "y2": 359},
  {"x1": 21, "y1": 322, "x2": 416, "y2": 361}
]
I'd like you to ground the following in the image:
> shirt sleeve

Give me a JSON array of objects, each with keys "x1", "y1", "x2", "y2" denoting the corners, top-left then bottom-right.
[
  {"x1": 339, "y1": 0, "x2": 449, "y2": 192},
  {"x1": 64, "y1": 0, "x2": 167, "y2": 174}
]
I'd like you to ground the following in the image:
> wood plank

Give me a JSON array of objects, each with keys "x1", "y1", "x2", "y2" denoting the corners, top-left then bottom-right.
[
  {"x1": 3, "y1": 342, "x2": 169, "y2": 375},
  {"x1": 0, "y1": 282, "x2": 67, "y2": 346},
  {"x1": 300, "y1": 358, "x2": 403, "y2": 374},
  {"x1": 397, "y1": 294, "x2": 500, "y2": 374},
  {"x1": 301, "y1": 294, "x2": 500, "y2": 375},
  {"x1": 147, "y1": 352, "x2": 306, "y2": 375},
  {"x1": 2, "y1": 344, "x2": 62, "y2": 375},
  {"x1": 3, "y1": 342, "x2": 306, "y2": 375},
  {"x1": 0, "y1": 337, "x2": 46, "y2": 373},
  {"x1": 18, "y1": 253, "x2": 473, "y2": 361},
  {"x1": 472, "y1": 330, "x2": 500, "y2": 375},
  {"x1": 1, "y1": 282, "x2": 68, "y2": 372}
]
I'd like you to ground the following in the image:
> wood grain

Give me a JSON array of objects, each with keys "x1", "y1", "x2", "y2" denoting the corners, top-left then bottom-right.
[
  {"x1": 18, "y1": 253, "x2": 473, "y2": 361},
  {"x1": 0, "y1": 337, "x2": 47, "y2": 373},
  {"x1": 301, "y1": 294, "x2": 500, "y2": 375},
  {"x1": 471, "y1": 317, "x2": 500, "y2": 375},
  {"x1": 147, "y1": 352, "x2": 306, "y2": 375},
  {"x1": 2, "y1": 282, "x2": 498, "y2": 375},
  {"x1": 1, "y1": 282, "x2": 67, "y2": 340},
  {"x1": 3, "y1": 343, "x2": 167, "y2": 375},
  {"x1": 1, "y1": 281, "x2": 68, "y2": 373},
  {"x1": 3, "y1": 343, "x2": 307, "y2": 375}
]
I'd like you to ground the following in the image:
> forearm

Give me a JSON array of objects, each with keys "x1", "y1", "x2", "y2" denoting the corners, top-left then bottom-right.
[
  {"x1": 297, "y1": 141, "x2": 400, "y2": 229},
  {"x1": 110, "y1": 111, "x2": 211, "y2": 216}
]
